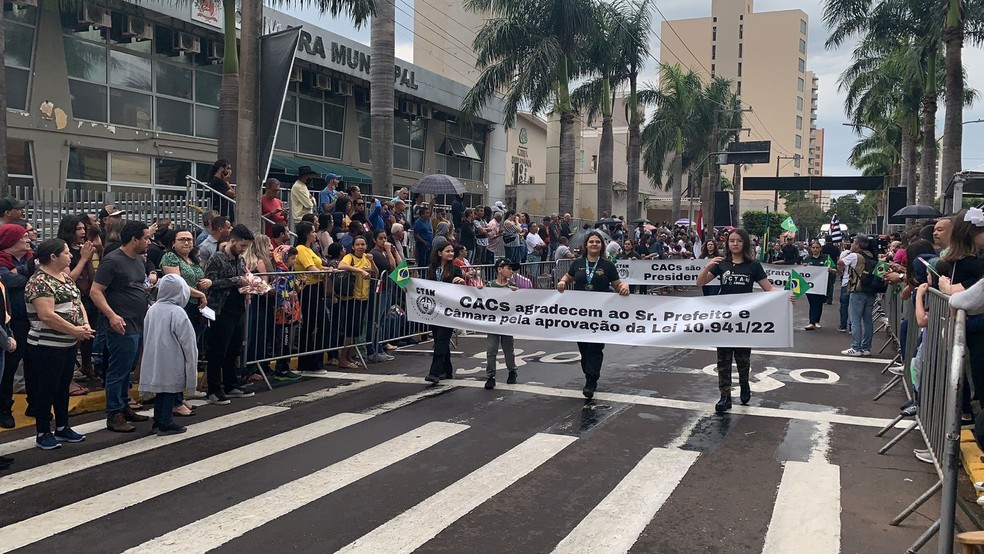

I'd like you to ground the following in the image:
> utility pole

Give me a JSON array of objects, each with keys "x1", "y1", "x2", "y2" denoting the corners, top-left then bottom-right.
[{"x1": 774, "y1": 154, "x2": 801, "y2": 211}]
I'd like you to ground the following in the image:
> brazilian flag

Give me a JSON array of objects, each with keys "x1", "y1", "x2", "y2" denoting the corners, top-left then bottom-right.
[
  {"x1": 873, "y1": 260, "x2": 890, "y2": 278},
  {"x1": 786, "y1": 269, "x2": 809, "y2": 298},
  {"x1": 823, "y1": 255, "x2": 836, "y2": 269},
  {"x1": 390, "y1": 260, "x2": 411, "y2": 289}
]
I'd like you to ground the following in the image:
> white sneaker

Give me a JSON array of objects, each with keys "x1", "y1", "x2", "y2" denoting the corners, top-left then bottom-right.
[
  {"x1": 207, "y1": 394, "x2": 231, "y2": 405},
  {"x1": 186, "y1": 390, "x2": 207, "y2": 399},
  {"x1": 887, "y1": 364, "x2": 904, "y2": 376},
  {"x1": 298, "y1": 369, "x2": 329, "y2": 376},
  {"x1": 913, "y1": 449, "x2": 933, "y2": 464},
  {"x1": 224, "y1": 388, "x2": 255, "y2": 398},
  {"x1": 805, "y1": 324, "x2": 816, "y2": 330},
  {"x1": 861, "y1": 350, "x2": 872, "y2": 357},
  {"x1": 841, "y1": 348, "x2": 864, "y2": 357},
  {"x1": 814, "y1": 323, "x2": 821, "y2": 329},
  {"x1": 973, "y1": 481, "x2": 984, "y2": 492}
]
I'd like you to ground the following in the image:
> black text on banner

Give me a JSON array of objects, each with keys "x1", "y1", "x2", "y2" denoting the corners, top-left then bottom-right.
[
  {"x1": 406, "y1": 279, "x2": 794, "y2": 349},
  {"x1": 614, "y1": 259, "x2": 830, "y2": 294}
]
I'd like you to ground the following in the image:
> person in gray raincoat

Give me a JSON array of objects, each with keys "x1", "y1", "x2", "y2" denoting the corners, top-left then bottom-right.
[{"x1": 139, "y1": 274, "x2": 198, "y2": 436}]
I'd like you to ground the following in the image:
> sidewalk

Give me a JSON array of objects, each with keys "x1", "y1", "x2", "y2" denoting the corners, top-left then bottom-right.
[
  {"x1": 962, "y1": 429, "x2": 984, "y2": 500},
  {"x1": 1, "y1": 390, "x2": 115, "y2": 432}
]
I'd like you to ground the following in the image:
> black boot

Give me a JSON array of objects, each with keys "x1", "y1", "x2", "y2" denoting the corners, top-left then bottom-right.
[
  {"x1": 506, "y1": 371, "x2": 518, "y2": 384},
  {"x1": 0, "y1": 411, "x2": 13, "y2": 429},
  {"x1": 715, "y1": 394, "x2": 733, "y2": 413},
  {"x1": 484, "y1": 377, "x2": 496, "y2": 390},
  {"x1": 739, "y1": 382, "x2": 751, "y2": 405}
]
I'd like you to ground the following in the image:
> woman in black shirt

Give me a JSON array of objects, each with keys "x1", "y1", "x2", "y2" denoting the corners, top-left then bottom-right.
[
  {"x1": 696, "y1": 228, "x2": 779, "y2": 413},
  {"x1": 424, "y1": 238, "x2": 467, "y2": 384},
  {"x1": 556, "y1": 231, "x2": 630, "y2": 399},
  {"x1": 803, "y1": 240, "x2": 837, "y2": 330}
]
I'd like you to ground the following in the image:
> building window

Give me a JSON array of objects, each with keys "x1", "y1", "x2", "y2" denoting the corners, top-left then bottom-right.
[
  {"x1": 798, "y1": 58, "x2": 805, "y2": 73},
  {"x1": 711, "y1": 45, "x2": 716, "y2": 60},
  {"x1": 712, "y1": 26, "x2": 716, "y2": 41},
  {"x1": 434, "y1": 115, "x2": 485, "y2": 181},
  {"x1": 798, "y1": 77, "x2": 805, "y2": 92},
  {"x1": 713, "y1": 16, "x2": 717, "y2": 22},
  {"x1": 394, "y1": 116, "x2": 425, "y2": 172},
  {"x1": 797, "y1": 96, "x2": 804, "y2": 111},
  {"x1": 61, "y1": 8, "x2": 223, "y2": 138},
  {"x1": 738, "y1": 43, "x2": 743, "y2": 58},
  {"x1": 800, "y1": 20, "x2": 808, "y2": 35},
  {"x1": 799, "y1": 38, "x2": 806, "y2": 54},
  {"x1": 5, "y1": 4, "x2": 38, "y2": 111},
  {"x1": 736, "y1": 81, "x2": 741, "y2": 96},
  {"x1": 740, "y1": 14, "x2": 744, "y2": 20},
  {"x1": 796, "y1": 116, "x2": 803, "y2": 130},
  {"x1": 7, "y1": 138, "x2": 34, "y2": 191},
  {"x1": 737, "y1": 62, "x2": 742, "y2": 77},
  {"x1": 739, "y1": 24, "x2": 743, "y2": 39},
  {"x1": 272, "y1": 82, "x2": 345, "y2": 160},
  {"x1": 711, "y1": 63, "x2": 715, "y2": 76},
  {"x1": 795, "y1": 135, "x2": 802, "y2": 149},
  {"x1": 794, "y1": 158, "x2": 801, "y2": 169},
  {"x1": 355, "y1": 87, "x2": 371, "y2": 163}
]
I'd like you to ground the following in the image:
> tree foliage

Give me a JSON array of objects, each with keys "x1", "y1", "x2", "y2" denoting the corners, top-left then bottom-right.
[{"x1": 742, "y1": 210, "x2": 789, "y2": 240}]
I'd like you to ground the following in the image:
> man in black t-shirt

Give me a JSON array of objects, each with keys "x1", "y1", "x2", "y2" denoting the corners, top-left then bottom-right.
[
  {"x1": 779, "y1": 237, "x2": 800, "y2": 265},
  {"x1": 91, "y1": 221, "x2": 152, "y2": 433},
  {"x1": 459, "y1": 208, "x2": 476, "y2": 258}
]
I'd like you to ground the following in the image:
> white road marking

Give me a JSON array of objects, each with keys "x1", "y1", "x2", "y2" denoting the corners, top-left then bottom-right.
[
  {"x1": 337, "y1": 433, "x2": 577, "y2": 553},
  {"x1": 316, "y1": 371, "x2": 911, "y2": 430},
  {"x1": 761, "y1": 461, "x2": 841, "y2": 554},
  {"x1": 0, "y1": 406, "x2": 288, "y2": 496},
  {"x1": 362, "y1": 386, "x2": 456, "y2": 416},
  {"x1": 122, "y1": 422, "x2": 468, "y2": 554},
  {"x1": 552, "y1": 448, "x2": 700, "y2": 554},
  {"x1": 0, "y1": 412, "x2": 372, "y2": 553},
  {"x1": 272, "y1": 379, "x2": 377, "y2": 407},
  {"x1": 688, "y1": 346, "x2": 890, "y2": 364},
  {"x1": 0, "y1": 419, "x2": 107, "y2": 457}
]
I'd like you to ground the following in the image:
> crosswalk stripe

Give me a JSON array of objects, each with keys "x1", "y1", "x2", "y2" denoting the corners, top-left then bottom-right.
[
  {"x1": 122, "y1": 421, "x2": 469, "y2": 554},
  {"x1": 761, "y1": 461, "x2": 841, "y2": 554},
  {"x1": 552, "y1": 448, "x2": 700, "y2": 554},
  {"x1": 0, "y1": 405, "x2": 288, "y2": 496},
  {"x1": 0, "y1": 411, "x2": 372, "y2": 553},
  {"x1": 0, "y1": 419, "x2": 107, "y2": 457},
  {"x1": 337, "y1": 433, "x2": 578, "y2": 554}
]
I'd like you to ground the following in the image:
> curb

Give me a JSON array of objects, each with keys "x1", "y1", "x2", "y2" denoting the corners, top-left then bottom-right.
[
  {"x1": 1, "y1": 390, "x2": 130, "y2": 433},
  {"x1": 960, "y1": 428, "x2": 984, "y2": 503}
]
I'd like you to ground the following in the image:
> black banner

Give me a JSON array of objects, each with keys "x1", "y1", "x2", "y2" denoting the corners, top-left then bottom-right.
[
  {"x1": 259, "y1": 27, "x2": 302, "y2": 180},
  {"x1": 887, "y1": 186, "x2": 907, "y2": 225},
  {"x1": 723, "y1": 140, "x2": 771, "y2": 165}
]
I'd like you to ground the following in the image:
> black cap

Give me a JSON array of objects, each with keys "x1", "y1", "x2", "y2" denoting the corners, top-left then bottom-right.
[
  {"x1": 0, "y1": 197, "x2": 26, "y2": 212},
  {"x1": 495, "y1": 258, "x2": 520, "y2": 271}
]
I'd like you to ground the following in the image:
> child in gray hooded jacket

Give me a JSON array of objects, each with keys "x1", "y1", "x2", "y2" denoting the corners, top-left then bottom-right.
[{"x1": 139, "y1": 274, "x2": 198, "y2": 435}]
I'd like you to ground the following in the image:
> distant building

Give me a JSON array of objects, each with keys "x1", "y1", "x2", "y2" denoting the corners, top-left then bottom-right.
[{"x1": 659, "y1": 0, "x2": 819, "y2": 213}]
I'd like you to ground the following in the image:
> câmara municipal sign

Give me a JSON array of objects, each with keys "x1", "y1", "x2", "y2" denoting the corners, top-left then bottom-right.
[{"x1": 297, "y1": 30, "x2": 419, "y2": 91}]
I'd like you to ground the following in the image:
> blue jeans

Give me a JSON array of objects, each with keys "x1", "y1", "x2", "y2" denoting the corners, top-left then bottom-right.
[
  {"x1": 104, "y1": 332, "x2": 141, "y2": 416},
  {"x1": 848, "y1": 291, "x2": 875, "y2": 351},
  {"x1": 839, "y1": 284, "x2": 850, "y2": 330}
]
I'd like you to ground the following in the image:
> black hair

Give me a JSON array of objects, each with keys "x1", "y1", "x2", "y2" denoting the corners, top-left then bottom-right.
[
  {"x1": 271, "y1": 224, "x2": 287, "y2": 238},
  {"x1": 318, "y1": 212, "x2": 332, "y2": 231},
  {"x1": 36, "y1": 238, "x2": 68, "y2": 265},
  {"x1": 229, "y1": 224, "x2": 254, "y2": 242},
  {"x1": 209, "y1": 215, "x2": 228, "y2": 231},
  {"x1": 904, "y1": 239, "x2": 936, "y2": 286},
  {"x1": 286, "y1": 247, "x2": 299, "y2": 258},
  {"x1": 918, "y1": 224, "x2": 935, "y2": 244},
  {"x1": 325, "y1": 242, "x2": 344, "y2": 260},
  {"x1": 295, "y1": 222, "x2": 315, "y2": 247},
  {"x1": 348, "y1": 221, "x2": 364, "y2": 234},
  {"x1": 208, "y1": 159, "x2": 230, "y2": 180},
  {"x1": 725, "y1": 228, "x2": 754, "y2": 263},
  {"x1": 120, "y1": 221, "x2": 149, "y2": 245},
  {"x1": 170, "y1": 228, "x2": 201, "y2": 266},
  {"x1": 301, "y1": 213, "x2": 317, "y2": 224},
  {"x1": 373, "y1": 228, "x2": 388, "y2": 241},
  {"x1": 57, "y1": 215, "x2": 84, "y2": 246}
]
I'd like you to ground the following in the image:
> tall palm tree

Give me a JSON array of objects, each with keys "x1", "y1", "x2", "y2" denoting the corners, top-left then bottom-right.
[
  {"x1": 615, "y1": 0, "x2": 653, "y2": 221},
  {"x1": 941, "y1": 0, "x2": 965, "y2": 188},
  {"x1": 217, "y1": 0, "x2": 240, "y2": 170},
  {"x1": 462, "y1": 0, "x2": 594, "y2": 216},
  {"x1": 692, "y1": 77, "x2": 741, "y2": 232},
  {"x1": 0, "y1": 8, "x2": 7, "y2": 195},
  {"x1": 639, "y1": 64, "x2": 703, "y2": 219},
  {"x1": 370, "y1": 0, "x2": 395, "y2": 198}
]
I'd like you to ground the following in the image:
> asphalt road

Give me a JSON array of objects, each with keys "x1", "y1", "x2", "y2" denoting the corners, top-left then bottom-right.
[{"x1": 0, "y1": 296, "x2": 962, "y2": 553}]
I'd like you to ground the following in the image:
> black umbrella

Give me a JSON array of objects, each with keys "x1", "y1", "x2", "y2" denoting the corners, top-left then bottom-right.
[
  {"x1": 411, "y1": 174, "x2": 467, "y2": 196},
  {"x1": 570, "y1": 228, "x2": 613, "y2": 251},
  {"x1": 893, "y1": 204, "x2": 942, "y2": 218},
  {"x1": 630, "y1": 217, "x2": 650, "y2": 225},
  {"x1": 596, "y1": 218, "x2": 621, "y2": 227}
]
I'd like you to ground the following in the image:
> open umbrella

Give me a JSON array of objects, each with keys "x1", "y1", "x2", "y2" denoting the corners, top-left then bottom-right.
[
  {"x1": 596, "y1": 218, "x2": 621, "y2": 227},
  {"x1": 675, "y1": 218, "x2": 691, "y2": 226},
  {"x1": 412, "y1": 174, "x2": 467, "y2": 196},
  {"x1": 893, "y1": 204, "x2": 942, "y2": 218},
  {"x1": 569, "y1": 228, "x2": 613, "y2": 251},
  {"x1": 630, "y1": 217, "x2": 650, "y2": 225}
]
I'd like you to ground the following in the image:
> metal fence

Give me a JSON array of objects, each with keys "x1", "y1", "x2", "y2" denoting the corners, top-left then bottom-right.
[
  {"x1": 878, "y1": 287, "x2": 969, "y2": 553},
  {"x1": 15, "y1": 185, "x2": 195, "y2": 240}
]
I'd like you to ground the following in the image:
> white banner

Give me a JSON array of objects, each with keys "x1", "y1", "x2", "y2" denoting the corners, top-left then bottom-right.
[
  {"x1": 406, "y1": 278, "x2": 794, "y2": 349},
  {"x1": 614, "y1": 259, "x2": 830, "y2": 295}
]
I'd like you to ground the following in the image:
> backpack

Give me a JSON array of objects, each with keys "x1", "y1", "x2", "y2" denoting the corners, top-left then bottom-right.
[{"x1": 849, "y1": 251, "x2": 887, "y2": 294}]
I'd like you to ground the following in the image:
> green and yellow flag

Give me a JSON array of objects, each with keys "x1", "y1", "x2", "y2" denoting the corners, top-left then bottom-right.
[
  {"x1": 780, "y1": 216, "x2": 798, "y2": 233},
  {"x1": 823, "y1": 255, "x2": 836, "y2": 269},
  {"x1": 760, "y1": 226, "x2": 770, "y2": 262},
  {"x1": 873, "y1": 260, "x2": 890, "y2": 278},
  {"x1": 389, "y1": 260, "x2": 411, "y2": 289},
  {"x1": 786, "y1": 269, "x2": 809, "y2": 298}
]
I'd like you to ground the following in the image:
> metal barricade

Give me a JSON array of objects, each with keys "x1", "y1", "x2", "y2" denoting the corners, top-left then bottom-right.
[
  {"x1": 873, "y1": 287, "x2": 911, "y2": 402},
  {"x1": 886, "y1": 288, "x2": 968, "y2": 553}
]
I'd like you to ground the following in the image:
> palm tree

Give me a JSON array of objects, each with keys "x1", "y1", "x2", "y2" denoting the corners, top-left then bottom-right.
[
  {"x1": 639, "y1": 64, "x2": 703, "y2": 219},
  {"x1": 941, "y1": 0, "x2": 965, "y2": 188},
  {"x1": 217, "y1": 0, "x2": 240, "y2": 170},
  {"x1": 615, "y1": 0, "x2": 653, "y2": 221},
  {"x1": 462, "y1": 0, "x2": 594, "y2": 216},
  {"x1": 0, "y1": 9, "x2": 7, "y2": 195},
  {"x1": 692, "y1": 77, "x2": 741, "y2": 232},
  {"x1": 370, "y1": 0, "x2": 395, "y2": 198}
]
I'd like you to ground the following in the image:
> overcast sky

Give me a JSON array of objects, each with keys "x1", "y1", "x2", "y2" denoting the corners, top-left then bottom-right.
[{"x1": 283, "y1": 0, "x2": 984, "y2": 189}]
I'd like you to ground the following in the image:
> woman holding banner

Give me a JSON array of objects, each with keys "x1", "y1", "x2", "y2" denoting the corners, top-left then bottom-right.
[
  {"x1": 803, "y1": 240, "x2": 837, "y2": 330},
  {"x1": 424, "y1": 237, "x2": 470, "y2": 384},
  {"x1": 696, "y1": 228, "x2": 779, "y2": 413},
  {"x1": 698, "y1": 239, "x2": 721, "y2": 296},
  {"x1": 555, "y1": 231, "x2": 630, "y2": 400}
]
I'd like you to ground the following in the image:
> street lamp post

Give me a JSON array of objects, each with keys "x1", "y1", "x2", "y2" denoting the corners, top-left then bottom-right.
[{"x1": 774, "y1": 154, "x2": 802, "y2": 210}]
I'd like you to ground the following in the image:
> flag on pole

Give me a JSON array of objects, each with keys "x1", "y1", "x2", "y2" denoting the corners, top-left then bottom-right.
[
  {"x1": 389, "y1": 260, "x2": 411, "y2": 288},
  {"x1": 760, "y1": 225, "x2": 770, "y2": 262},
  {"x1": 786, "y1": 269, "x2": 809, "y2": 298},
  {"x1": 780, "y1": 216, "x2": 798, "y2": 233},
  {"x1": 829, "y1": 213, "x2": 843, "y2": 243},
  {"x1": 873, "y1": 260, "x2": 890, "y2": 278},
  {"x1": 823, "y1": 255, "x2": 836, "y2": 269},
  {"x1": 696, "y1": 208, "x2": 704, "y2": 243}
]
